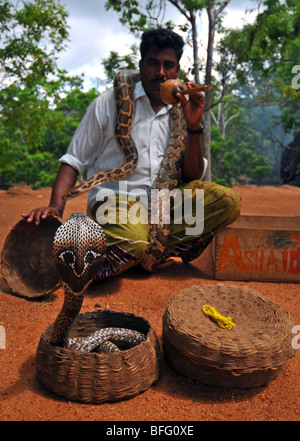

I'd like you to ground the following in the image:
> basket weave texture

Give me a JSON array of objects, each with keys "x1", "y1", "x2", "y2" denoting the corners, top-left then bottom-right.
[
  {"x1": 36, "y1": 309, "x2": 161, "y2": 403},
  {"x1": 1, "y1": 215, "x2": 61, "y2": 298},
  {"x1": 163, "y1": 284, "x2": 296, "y2": 388}
]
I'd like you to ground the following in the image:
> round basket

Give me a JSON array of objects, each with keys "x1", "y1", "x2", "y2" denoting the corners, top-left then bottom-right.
[
  {"x1": 1, "y1": 215, "x2": 62, "y2": 298},
  {"x1": 36, "y1": 309, "x2": 161, "y2": 403},
  {"x1": 162, "y1": 284, "x2": 296, "y2": 389}
]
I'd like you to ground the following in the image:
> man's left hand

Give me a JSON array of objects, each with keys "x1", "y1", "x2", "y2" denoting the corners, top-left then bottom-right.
[{"x1": 176, "y1": 77, "x2": 205, "y2": 130}]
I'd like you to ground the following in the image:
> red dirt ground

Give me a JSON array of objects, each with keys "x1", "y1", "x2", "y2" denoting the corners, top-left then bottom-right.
[{"x1": 0, "y1": 184, "x2": 300, "y2": 421}]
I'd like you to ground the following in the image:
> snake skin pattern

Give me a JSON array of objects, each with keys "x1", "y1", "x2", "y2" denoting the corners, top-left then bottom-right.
[
  {"x1": 62, "y1": 70, "x2": 187, "y2": 272},
  {"x1": 53, "y1": 213, "x2": 107, "y2": 293},
  {"x1": 68, "y1": 327, "x2": 146, "y2": 352},
  {"x1": 95, "y1": 341, "x2": 120, "y2": 353},
  {"x1": 63, "y1": 70, "x2": 139, "y2": 200},
  {"x1": 50, "y1": 213, "x2": 146, "y2": 352}
]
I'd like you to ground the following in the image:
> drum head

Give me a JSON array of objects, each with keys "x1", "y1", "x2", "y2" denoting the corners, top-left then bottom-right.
[{"x1": 1, "y1": 215, "x2": 62, "y2": 298}]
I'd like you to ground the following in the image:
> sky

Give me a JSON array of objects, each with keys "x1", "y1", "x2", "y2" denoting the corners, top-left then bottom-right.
[{"x1": 58, "y1": 0, "x2": 260, "y2": 91}]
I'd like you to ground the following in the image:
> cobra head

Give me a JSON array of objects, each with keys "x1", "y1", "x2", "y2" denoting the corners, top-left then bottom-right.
[{"x1": 53, "y1": 213, "x2": 107, "y2": 293}]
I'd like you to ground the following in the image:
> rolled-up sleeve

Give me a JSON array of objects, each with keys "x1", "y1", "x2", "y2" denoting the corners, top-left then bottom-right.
[
  {"x1": 59, "y1": 97, "x2": 104, "y2": 179},
  {"x1": 201, "y1": 158, "x2": 208, "y2": 180}
]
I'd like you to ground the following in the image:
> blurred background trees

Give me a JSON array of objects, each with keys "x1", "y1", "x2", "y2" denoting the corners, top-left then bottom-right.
[
  {"x1": 0, "y1": 0, "x2": 99, "y2": 188},
  {"x1": 1, "y1": 0, "x2": 299, "y2": 188}
]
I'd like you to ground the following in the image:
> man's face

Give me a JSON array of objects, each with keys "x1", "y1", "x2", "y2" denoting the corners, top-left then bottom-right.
[{"x1": 139, "y1": 46, "x2": 180, "y2": 104}]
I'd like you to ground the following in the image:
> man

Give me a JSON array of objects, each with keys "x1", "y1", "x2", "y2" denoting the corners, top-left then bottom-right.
[{"x1": 22, "y1": 28, "x2": 241, "y2": 278}]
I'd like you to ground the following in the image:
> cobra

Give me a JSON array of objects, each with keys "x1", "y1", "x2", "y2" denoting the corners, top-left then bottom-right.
[
  {"x1": 49, "y1": 212, "x2": 146, "y2": 351},
  {"x1": 63, "y1": 70, "x2": 187, "y2": 272}
]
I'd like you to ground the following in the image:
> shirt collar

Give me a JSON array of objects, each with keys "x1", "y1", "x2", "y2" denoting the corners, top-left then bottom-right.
[
  {"x1": 134, "y1": 81, "x2": 146, "y2": 100},
  {"x1": 134, "y1": 81, "x2": 172, "y2": 113}
]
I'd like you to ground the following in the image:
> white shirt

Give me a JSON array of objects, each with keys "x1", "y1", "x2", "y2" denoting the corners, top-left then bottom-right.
[{"x1": 60, "y1": 81, "x2": 207, "y2": 215}]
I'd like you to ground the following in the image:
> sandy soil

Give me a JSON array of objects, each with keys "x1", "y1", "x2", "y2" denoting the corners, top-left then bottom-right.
[{"x1": 0, "y1": 184, "x2": 300, "y2": 422}]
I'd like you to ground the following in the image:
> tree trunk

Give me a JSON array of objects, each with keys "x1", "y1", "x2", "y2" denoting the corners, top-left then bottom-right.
[
  {"x1": 203, "y1": 3, "x2": 216, "y2": 181},
  {"x1": 202, "y1": 0, "x2": 231, "y2": 181},
  {"x1": 167, "y1": 0, "x2": 231, "y2": 181},
  {"x1": 190, "y1": 11, "x2": 200, "y2": 84},
  {"x1": 202, "y1": 109, "x2": 212, "y2": 180}
]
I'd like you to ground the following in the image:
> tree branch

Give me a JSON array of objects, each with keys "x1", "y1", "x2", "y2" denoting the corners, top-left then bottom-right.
[
  {"x1": 216, "y1": 0, "x2": 231, "y2": 16},
  {"x1": 168, "y1": 0, "x2": 190, "y2": 21},
  {"x1": 224, "y1": 111, "x2": 240, "y2": 127}
]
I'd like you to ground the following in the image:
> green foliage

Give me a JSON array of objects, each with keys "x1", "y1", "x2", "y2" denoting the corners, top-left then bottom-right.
[
  {"x1": 181, "y1": 0, "x2": 206, "y2": 11},
  {"x1": 1, "y1": 0, "x2": 298, "y2": 189},
  {"x1": 102, "y1": 46, "x2": 139, "y2": 82},
  {"x1": 105, "y1": 0, "x2": 150, "y2": 34},
  {"x1": 217, "y1": 0, "x2": 300, "y2": 134},
  {"x1": 0, "y1": 0, "x2": 95, "y2": 188},
  {"x1": 0, "y1": 0, "x2": 69, "y2": 87},
  {"x1": 41, "y1": 87, "x2": 100, "y2": 159},
  {"x1": 211, "y1": 105, "x2": 273, "y2": 186},
  {"x1": 0, "y1": 83, "x2": 99, "y2": 188},
  {"x1": 0, "y1": 149, "x2": 59, "y2": 189}
]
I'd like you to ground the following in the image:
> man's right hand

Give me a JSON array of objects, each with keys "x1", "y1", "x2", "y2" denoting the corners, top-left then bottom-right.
[
  {"x1": 21, "y1": 163, "x2": 78, "y2": 226},
  {"x1": 22, "y1": 206, "x2": 61, "y2": 226}
]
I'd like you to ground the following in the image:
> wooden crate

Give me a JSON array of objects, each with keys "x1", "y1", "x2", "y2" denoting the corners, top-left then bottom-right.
[{"x1": 214, "y1": 215, "x2": 300, "y2": 282}]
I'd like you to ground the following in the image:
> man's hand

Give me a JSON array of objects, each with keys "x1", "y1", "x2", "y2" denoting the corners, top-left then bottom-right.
[
  {"x1": 21, "y1": 163, "x2": 78, "y2": 226},
  {"x1": 176, "y1": 77, "x2": 205, "y2": 130},
  {"x1": 22, "y1": 206, "x2": 61, "y2": 226}
]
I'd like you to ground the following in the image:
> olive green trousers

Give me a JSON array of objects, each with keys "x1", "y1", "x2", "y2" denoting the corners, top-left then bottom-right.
[{"x1": 91, "y1": 180, "x2": 241, "y2": 279}]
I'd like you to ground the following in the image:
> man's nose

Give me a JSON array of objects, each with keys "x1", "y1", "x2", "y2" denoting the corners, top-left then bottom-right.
[{"x1": 156, "y1": 64, "x2": 166, "y2": 78}]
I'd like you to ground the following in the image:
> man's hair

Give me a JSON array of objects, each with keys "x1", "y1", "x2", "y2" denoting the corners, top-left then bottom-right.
[{"x1": 140, "y1": 28, "x2": 184, "y2": 62}]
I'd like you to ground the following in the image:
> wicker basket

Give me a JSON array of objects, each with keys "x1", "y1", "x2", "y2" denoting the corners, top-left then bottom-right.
[
  {"x1": 163, "y1": 284, "x2": 296, "y2": 389},
  {"x1": 36, "y1": 309, "x2": 161, "y2": 403},
  {"x1": 1, "y1": 215, "x2": 62, "y2": 298}
]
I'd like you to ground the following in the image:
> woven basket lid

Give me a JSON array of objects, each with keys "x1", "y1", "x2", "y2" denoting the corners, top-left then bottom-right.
[
  {"x1": 163, "y1": 284, "x2": 296, "y2": 388},
  {"x1": 36, "y1": 309, "x2": 161, "y2": 404},
  {"x1": 1, "y1": 215, "x2": 62, "y2": 298}
]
